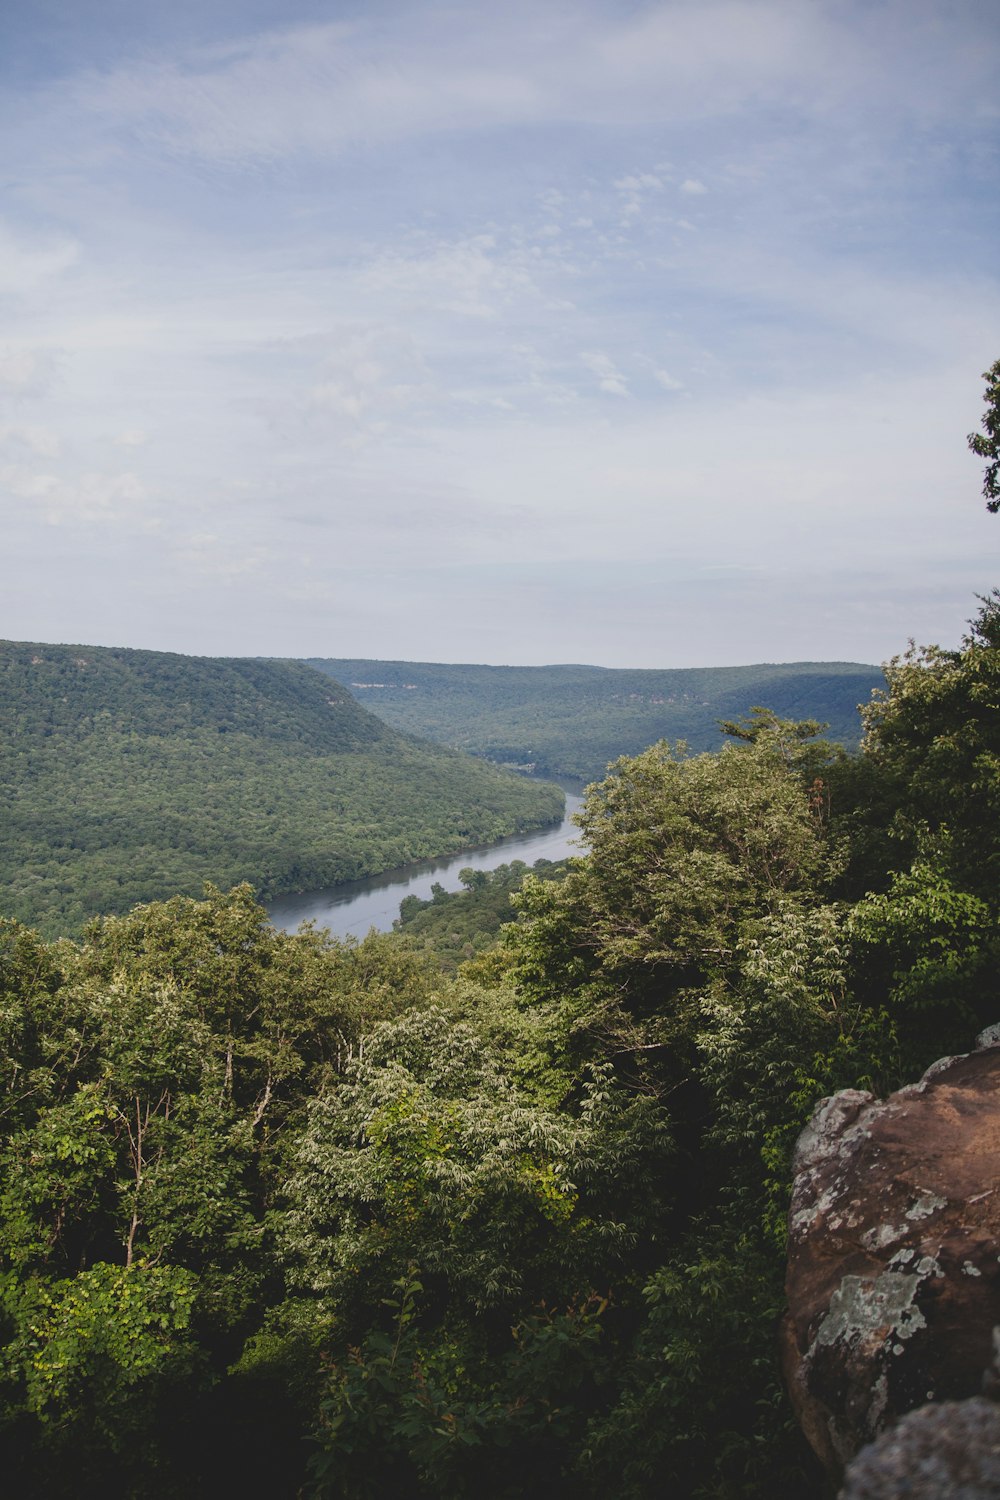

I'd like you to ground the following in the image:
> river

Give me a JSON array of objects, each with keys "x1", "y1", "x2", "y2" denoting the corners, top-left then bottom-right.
[{"x1": 267, "y1": 788, "x2": 586, "y2": 940}]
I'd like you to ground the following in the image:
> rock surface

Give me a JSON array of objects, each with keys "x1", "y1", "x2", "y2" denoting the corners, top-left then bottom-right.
[
  {"x1": 839, "y1": 1397, "x2": 1000, "y2": 1499},
  {"x1": 782, "y1": 1038, "x2": 1000, "y2": 1476}
]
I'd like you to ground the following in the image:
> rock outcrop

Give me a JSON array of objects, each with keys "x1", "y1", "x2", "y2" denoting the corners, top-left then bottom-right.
[
  {"x1": 839, "y1": 1396, "x2": 1000, "y2": 1499},
  {"x1": 782, "y1": 1033, "x2": 1000, "y2": 1477}
]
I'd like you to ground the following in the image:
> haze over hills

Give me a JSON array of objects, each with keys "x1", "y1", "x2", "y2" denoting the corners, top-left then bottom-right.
[
  {"x1": 0, "y1": 642, "x2": 563, "y2": 937},
  {"x1": 304, "y1": 659, "x2": 887, "y2": 782}
]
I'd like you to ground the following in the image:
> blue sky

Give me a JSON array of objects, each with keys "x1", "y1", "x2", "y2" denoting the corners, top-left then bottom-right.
[{"x1": 1, "y1": 0, "x2": 998, "y2": 667}]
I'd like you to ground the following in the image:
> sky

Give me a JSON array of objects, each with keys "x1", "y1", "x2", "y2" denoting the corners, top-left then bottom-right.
[{"x1": 1, "y1": 0, "x2": 998, "y2": 669}]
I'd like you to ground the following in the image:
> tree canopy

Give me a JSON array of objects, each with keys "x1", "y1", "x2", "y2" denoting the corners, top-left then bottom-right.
[
  {"x1": 1, "y1": 600, "x2": 998, "y2": 1497},
  {"x1": 968, "y1": 357, "x2": 1000, "y2": 511},
  {"x1": 0, "y1": 642, "x2": 562, "y2": 936},
  {"x1": 306, "y1": 658, "x2": 884, "y2": 782}
]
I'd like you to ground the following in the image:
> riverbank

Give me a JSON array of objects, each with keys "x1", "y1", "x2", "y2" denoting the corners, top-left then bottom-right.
[{"x1": 268, "y1": 789, "x2": 585, "y2": 940}]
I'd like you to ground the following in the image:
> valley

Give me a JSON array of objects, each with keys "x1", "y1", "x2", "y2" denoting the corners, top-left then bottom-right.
[
  {"x1": 0, "y1": 642, "x2": 563, "y2": 937},
  {"x1": 306, "y1": 657, "x2": 885, "y2": 781}
]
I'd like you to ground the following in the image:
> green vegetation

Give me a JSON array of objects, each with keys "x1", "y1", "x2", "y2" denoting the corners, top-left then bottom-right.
[
  {"x1": 393, "y1": 859, "x2": 569, "y2": 972},
  {"x1": 305, "y1": 657, "x2": 885, "y2": 781},
  {"x1": 0, "y1": 643, "x2": 564, "y2": 937},
  {"x1": 968, "y1": 356, "x2": 1000, "y2": 511},
  {"x1": 2, "y1": 595, "x2": 997, "y2": 1498}
]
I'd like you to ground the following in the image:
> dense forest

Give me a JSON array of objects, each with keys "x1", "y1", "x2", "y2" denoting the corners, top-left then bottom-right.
[
  {"x1": 0, "y1": 644, "x2": 563, "y2": 937},
  {"x1": 305, "y1": 658, "x2": 885, "y2": 781},
  {"x1": 393, "y1": 859, "x2": 569, "y2": 972},
  {"x1": 1, "y1": 596, "x2": 997, "y2": 1497}
]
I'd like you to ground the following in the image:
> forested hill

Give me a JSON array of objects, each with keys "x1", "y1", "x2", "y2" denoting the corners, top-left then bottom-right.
[
  {"x1": 3, "y1": 598, "x2": 997, "y2": 1498},
  {"x1": 0, "y1": 642, "x2": 563, "y2": 937},
  {"x1": 304, "y1": 658, "x2": 885, "y2": 781}
]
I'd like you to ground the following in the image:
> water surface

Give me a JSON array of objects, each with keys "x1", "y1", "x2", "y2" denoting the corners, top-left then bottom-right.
[{"x1": 268, "y1": 790, "x2": 585, "y2": 940}]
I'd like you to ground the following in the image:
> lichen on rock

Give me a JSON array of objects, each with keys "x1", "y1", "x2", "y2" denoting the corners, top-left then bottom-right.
[{"x1": 782, "y1": 1040, "x2": 1000, "y2": 1476}]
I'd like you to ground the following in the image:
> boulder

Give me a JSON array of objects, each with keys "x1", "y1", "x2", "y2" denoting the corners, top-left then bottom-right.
[
  {"x1": 782, "y1": 1035, "x2": 1000, "y2": 1477},
  {"x1": 839, "y1": 1396, "x2": 1000, "y2": 1499}
]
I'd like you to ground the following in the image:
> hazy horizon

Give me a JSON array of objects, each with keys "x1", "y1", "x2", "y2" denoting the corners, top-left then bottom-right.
[{"x1": 4, "y1": 634, "x2": 890, "y2": 672}]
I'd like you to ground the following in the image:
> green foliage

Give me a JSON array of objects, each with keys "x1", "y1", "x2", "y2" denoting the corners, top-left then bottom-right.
[
  {"x1": 848, "y1": 857, "x2": 996, "y2": 1067},
  {"x1": 860, "y1": 593, "x2": 1000, "y2": 899},
  {"x1": 968, "y1": 357, "x2": 1000, "y2": 511},
  {"x1": 0, "y1": 884, "x2": 462, "y2": 1493},
  {"x1": 394, "y1": 858, "x2": 568, "y2": 971},
  {"x1": 284, "y1": 1008, "x2": 671, "y2": 1322},
  {"x1": 845, "y1": 594, "x2": 1000, "y2": 1061},
  {"x1": 308, "y1": 1280, "x2": 611, "y2": 1500},
  {"x1": 308, "y1": 657, "x2": 884, "y2": 781},
  {"x1": 0, "y1": 1261, "x2": 202, "y2": 1437},
  {"x1": 578, "y1": 1224, "x2": 819, "y2": 1500},
  {"x1": 1, "y1": 598, "x2": 998, "y2": 1498},
  {"x1": 489, "y1": 733, "x2": 836, "y2": 1097},
  {"x1": 695, "y1": 902, "x2": 899, "y2": 1243},
  {"x1": 0, "y1": 641, "x2": 564, "y2": 937},
  {"x1": 573, "y1": 738, "x2": 829, "y2": 974},
  {"x1": 285, "y1": 1006, "x2": 672, "y2": 1498}
]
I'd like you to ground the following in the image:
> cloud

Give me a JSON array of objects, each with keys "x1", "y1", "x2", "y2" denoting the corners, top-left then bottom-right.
[
  {"x1": 39, "y1": 2, "x2": 990, "y2": 173},
  {"x1": 0, "y1": 423, "x2": 61, "y2": 457},
  {"x1": 61, "y1": 19, "x2": 551, "y2": 165},
  {"x1": 1, "y1": 466, "x2": 155, "y2": 528},
  {"x1": 0, "y1": 0, "x2": 996, "y2": 667},
  {"x1": 614, "y1": 168, "x2": 665, "y2": 220},
  {"x1": 580, "y1": 351, "x2": 630, "y2": 397},
  {"x1": 0, "y1": 347, "x2": 59, "y2": 400},
  {"x1": 360, "y1": 235, "x2": 541, "y2": 321},
  {"x1": 615, "y1": 173, "x2": 664, "y2": 192},
  {"x1": 171, "y1": 530, "x2": 267, "y2": 580},
  {"x1": 0, "y1": 225, "x2": 79, "y2": 295},
  {"x1": 304, "y1": 326, "x2": 433, "y2": 447}
]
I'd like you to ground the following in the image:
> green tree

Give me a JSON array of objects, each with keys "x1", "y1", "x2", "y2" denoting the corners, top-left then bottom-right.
[
  {"x1": 0, "y1": 885, "x2": 453, "y2": 1495},
  {"x1": 283, "y1": 1006, "x2": 671, "y2": 1325},
  {"x1": 968, "y1": 357, "x2": 1000, "y2": 511},
  {"x1": 860, "y1": 592, "x2": 1000, "y2": 902},
  {"x1": 489, "y1": 731, "x2": 835, "y2": 1093},
  {"x1": 272, "y1": 1002, "x2": 674, "y2": 1498}
]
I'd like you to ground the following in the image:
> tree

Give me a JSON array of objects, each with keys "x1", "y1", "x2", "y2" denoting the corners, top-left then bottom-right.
[
  {"x1": 280, "y1": 1005, "x2": 672, "y2": 1498},
  {"x1": 859, "y1": 591, "x2": 1000, "y2": 901},
  {"x1": 968, "y1": 357, "x2": 1000, "y2": 511}
]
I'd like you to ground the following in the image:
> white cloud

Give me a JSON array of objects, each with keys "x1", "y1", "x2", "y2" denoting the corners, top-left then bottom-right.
[
  {"x1": 2, "y1": 465, "x2": 155, "y2": 528},
  {"x1": 171, "y1": 530, "x2": 267, "y2": 580},
  {"x1": 0, "y1": 0, "x2": 996, "y2": 665},
  {"x1": 580, "y1": 351, "x2": 631, "y2": 397},
  {"x1": 0, "y1": 347, "x2": 59, "y2": 399},
  {"x1": 43, "y1": 2, "x2": 980, "y2": 172},
  {"x1": 361, "y1": 235, "x2": 540, "y2": 321},
  {"x1": 304, "y1": 325, "x2": 432, "y2": 446},
  {"x1": 0, "y1": 226, "x2": 79, "y2": 295},
  {"x1": 614, "y1": 173, "x2": 664, "y2": 192},
  {"x1": 0, "y1": 423, "x2": 61, "y2": 457},
  {"x1": 614, "y1": 167, "x2": 666, "y2": 221}
]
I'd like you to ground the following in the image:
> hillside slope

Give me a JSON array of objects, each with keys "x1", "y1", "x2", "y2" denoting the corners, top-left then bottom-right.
[
  {"x1": 304, "y1": 659, "x2": 886, "y2": 781},
  {"x1": 0, "y1": 643, "x2": 563, "y2": 936}
]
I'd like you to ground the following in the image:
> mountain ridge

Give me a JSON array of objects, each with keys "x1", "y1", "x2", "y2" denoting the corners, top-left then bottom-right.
[
  {"x1": 0, "y1": 640, "x2": 563, "y2": 936},
  {"x1": 304, "y1": 656, "x2": 887, "y2": 781}
]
